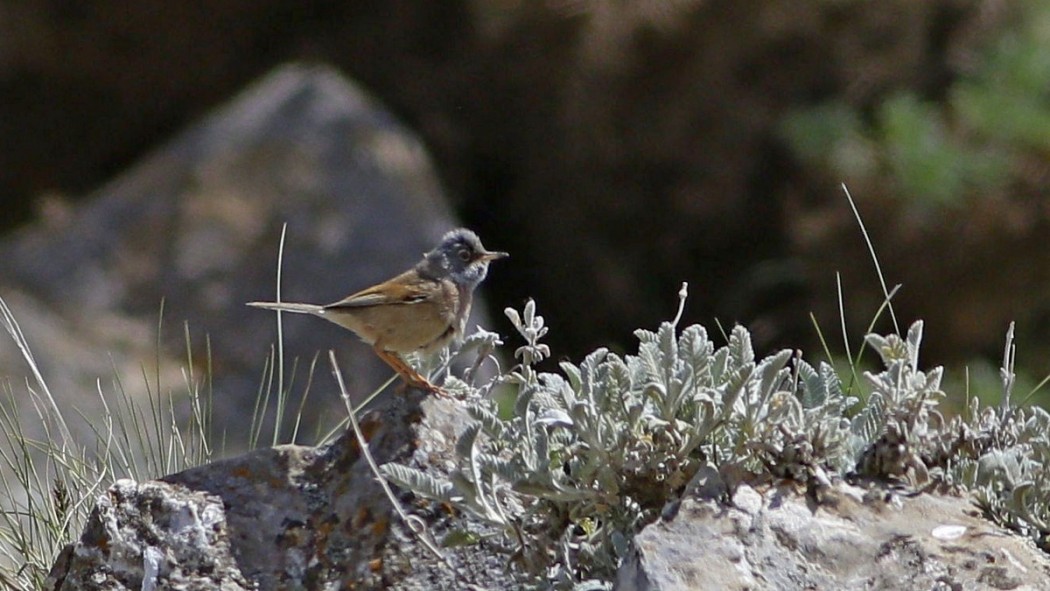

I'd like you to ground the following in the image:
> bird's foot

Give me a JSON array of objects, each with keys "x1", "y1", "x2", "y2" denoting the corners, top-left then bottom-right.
[{"x1": 397, "y1": 377, "x2": 452, "y2": 398}]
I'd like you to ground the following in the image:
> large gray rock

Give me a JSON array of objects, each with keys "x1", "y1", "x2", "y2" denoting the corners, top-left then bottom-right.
[
  {"x1": 46, "y1": 479, "x2": 253, "y2": 591},
  {"x1": 618, "y1": 482, "x2": 1050, "y2": 591},
  {"x1": 0, "y1": 63, "x2": 492, "y2": 445},
  {"x1": 46, "y1": 391, "x2": 513, "y2": 590}
]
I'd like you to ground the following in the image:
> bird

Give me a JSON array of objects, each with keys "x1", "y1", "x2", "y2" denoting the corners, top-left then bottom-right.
[{"x1": 248, "y1": 228, "x2": 507, "y2": 395}]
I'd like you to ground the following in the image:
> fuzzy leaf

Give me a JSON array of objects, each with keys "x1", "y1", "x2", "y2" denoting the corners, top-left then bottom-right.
[
  {"x1": 796, "y1": 359, "x2": 822, "y2": 408},
  {"x1": 657, "y1": 322, "x2": 678, "y2": 382},
  {"x1": 728, "y1": 325, "x2": 755, "y2": 367},
  {"x1": 460, "y1": 327, "x2": 503, "y2": 350},
  {"x1": 597, "y1": 355, "x2": 631, "y2": 412},
  {"x1": 561, "y1": 361, "x2": 583, "y2": 392},
  {"x1": 380, "y1": 464, "x2": 453, "y2": 502},
  {"x1": 514, "y1": 382, "x2": 540, "y2": 420},
  {"x1": 678, "y1": 324, "x2": 713, "y2": 389},
  {"x1": 905, "y1": 321, "x2": 924, "y2": 369},
  {"x1": 755, "y1": 349, "x2": 793, "y2": 403},
  {"x1": 456, "y1": 423, "x2": 482, "y2": 459},
  {"x1": 850, "y1": 393, "x2": 885, "y2": 450},
  {"x1": 536, "y1": 408, "x2": 574, "y2": 429},
  {"x1": 468, "y1": 403, "x2": 505, "y2": 439},
  {"x1": 634, "y1": 328, "x2": 658, "y2": 344}
]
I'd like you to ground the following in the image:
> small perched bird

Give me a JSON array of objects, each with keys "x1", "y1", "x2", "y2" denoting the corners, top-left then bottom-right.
[{"x1": 248, "y1": 228, "x2": 507, "y2": 395}]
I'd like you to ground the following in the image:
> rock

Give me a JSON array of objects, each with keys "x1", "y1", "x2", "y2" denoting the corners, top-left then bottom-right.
[
  {"x1": 45, "y1": 384, "x2": 1050, "y2": 590},
  {"x1": 617, "y1": 482, "x2": 1050, "y2": 591},
  {"x1": 45, "y1": 479, "x2": 252, "y2": 591},
  {"x1": 0, "y1": 63, "x2": 495, "y2": 447},
  {"x1": 46, "y1": 390, "x2": 512, "y2": 590}
]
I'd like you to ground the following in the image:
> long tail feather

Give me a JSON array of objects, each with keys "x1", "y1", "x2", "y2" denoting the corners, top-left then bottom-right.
[{"x1": 246, "y1": 301, "x2": 323, "y2": 314}]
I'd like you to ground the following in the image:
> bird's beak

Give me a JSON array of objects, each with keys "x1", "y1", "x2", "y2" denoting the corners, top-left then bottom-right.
[{"x1": 480, "y1": 250, "x2": 509, "y2": 262}]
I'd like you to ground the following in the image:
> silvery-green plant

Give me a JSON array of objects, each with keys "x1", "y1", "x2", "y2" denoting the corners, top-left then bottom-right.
[
  {"x1": 898, "y1": 324, "x2": 1050, "y2": 551},
  {"x1": 851, "y1": 321, "x2": 945, "y2": 483},
  {"x1": 383, "y1": 292, "x2": 1050, "y2": 587},
  {"x1": 383, "y1": 288, "x2": 860, "y2": 587}
]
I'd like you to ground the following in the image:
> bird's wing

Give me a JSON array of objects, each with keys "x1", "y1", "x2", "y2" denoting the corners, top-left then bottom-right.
[{"x1": 323, "y1": 271, "x2": 434, "y2": 309}]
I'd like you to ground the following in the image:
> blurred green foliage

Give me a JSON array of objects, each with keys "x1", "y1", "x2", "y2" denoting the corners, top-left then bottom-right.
[
  {"x1": 952, "y1": 9, "x2": 1050, "y2": 151},
  {"x1": 780, "y1": 3, "x2": 1050, "y2": 206}
]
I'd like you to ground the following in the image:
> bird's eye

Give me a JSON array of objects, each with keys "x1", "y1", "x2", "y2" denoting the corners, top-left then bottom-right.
[{"x1": 458, "y1": 249, "x2": 472, "y2": 262}]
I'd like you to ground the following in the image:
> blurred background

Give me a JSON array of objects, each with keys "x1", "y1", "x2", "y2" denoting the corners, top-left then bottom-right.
[{"x1": 1, "y1": 0, "x2": 1049, "y2": 414}]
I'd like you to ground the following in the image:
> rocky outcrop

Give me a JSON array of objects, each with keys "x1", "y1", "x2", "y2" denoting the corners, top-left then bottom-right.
[
  {"x1": 620, "y1": 483, "x2": 1049, "y2": 590},
  {"x1": 46, "y1": 391, "x2": 512, "y2": 590},
  {"x1": 46, "y1": 390, "x2": 1050, "y2": 590}
]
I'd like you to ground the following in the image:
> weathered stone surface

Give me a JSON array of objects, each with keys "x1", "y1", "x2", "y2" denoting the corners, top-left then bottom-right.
[
  {"x1": 46, "y1": 479, "x2": 252, "y2": 591},
  {"x1": 45, "y1": 385, "x2": 1050, "y2": 590},
  {"x1": 617, "y1": 482, "x2": 1050, "y2": 591},
  {"x1": 47, "y1": 391, "x2": 512, "y2": 590}
]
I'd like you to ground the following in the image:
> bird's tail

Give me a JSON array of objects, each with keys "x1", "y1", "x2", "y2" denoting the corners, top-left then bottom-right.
[{"x1": 246, "y1": 301, "x2": 323, "y2": 314}]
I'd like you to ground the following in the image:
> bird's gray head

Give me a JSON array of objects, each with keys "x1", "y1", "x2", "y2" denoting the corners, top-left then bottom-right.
[{"x1": 419, "y1": 228, "x2": 508, "y2": 288}]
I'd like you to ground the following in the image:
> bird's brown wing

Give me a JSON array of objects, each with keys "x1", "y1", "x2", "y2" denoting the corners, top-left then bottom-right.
[
  {"x1": 320, "y1": 271, "x2": 459, "y2": 352},
  {"x1": 323, "y1": 270, "x2": 433, "y2": 309}
]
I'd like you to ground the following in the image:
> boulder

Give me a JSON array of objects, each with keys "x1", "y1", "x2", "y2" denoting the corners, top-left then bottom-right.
[
  {"x1": 619, "y1": 482, "x2": 1050, "y2": 590},
  {"x1": 46, "y1": 391, "x2": 512, "y2": 590}
]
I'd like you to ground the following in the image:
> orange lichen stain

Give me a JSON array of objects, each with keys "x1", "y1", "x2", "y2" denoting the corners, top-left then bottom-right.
[
  {"x1": 368, "y1": 558, "x2": 383, "y2": 572},
  {"x1": 371, "y1": 516, "x2": 389, "y2": 537},
  {"x1": 346, "y1": 437, "x2": 361, "y2": 454},
  {"x1": 359, "y1": 415, "x2": 382, "y2": 442},
  {"x1": 352, "y1": 506, "x2": 372, "y2": 529}
]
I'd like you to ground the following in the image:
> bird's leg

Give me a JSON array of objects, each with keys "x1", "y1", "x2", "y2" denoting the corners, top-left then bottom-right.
[{"x1": 373, "y1": 347, "x2": 448, "y2": 397}]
